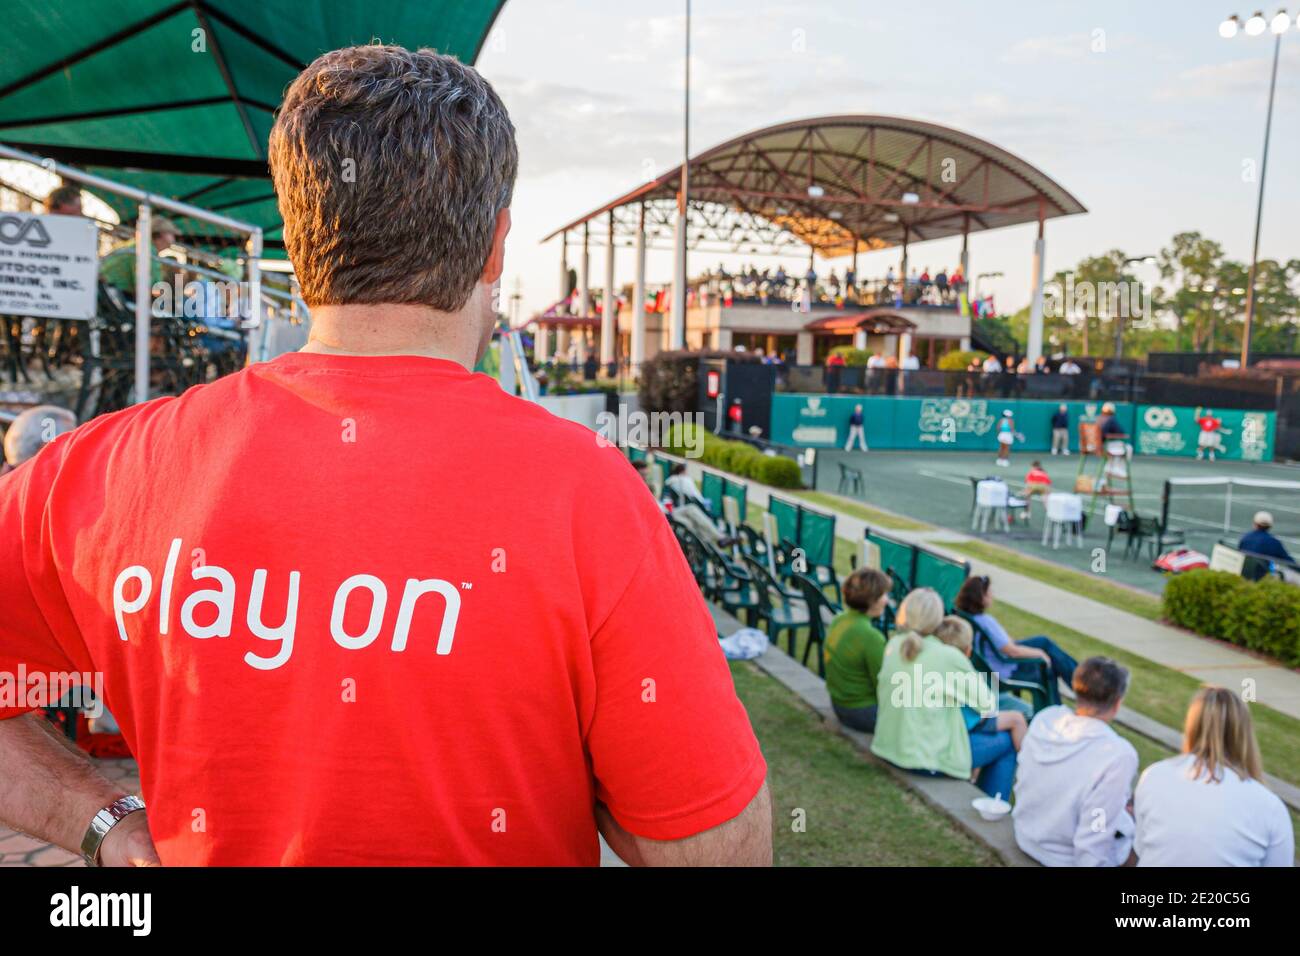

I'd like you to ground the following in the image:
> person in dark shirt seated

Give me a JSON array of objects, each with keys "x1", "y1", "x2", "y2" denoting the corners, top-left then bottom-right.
[
  {"x1": 1098, "y1": 401, "x2": 1126, "y2": 440},
  {"x1": 1238, "y1": 511, "x2": 1295, "y2": 580}
]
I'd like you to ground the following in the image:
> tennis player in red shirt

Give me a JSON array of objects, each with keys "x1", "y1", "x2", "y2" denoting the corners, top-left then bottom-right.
[
  {"x1": 1195, "y1": 406, "x2": 1224, "y2": 461},
  {"x1": 0, "y1": 45, "x2": 770, "y2": 866}
]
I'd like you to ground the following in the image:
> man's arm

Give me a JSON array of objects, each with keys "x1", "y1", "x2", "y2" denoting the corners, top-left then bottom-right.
[
  {"x1": 595, "y1": 780, "x2": 771, "y2": 867},
  {"x1": 0, "y1": 714, "x2": 159, "y2": 866}
]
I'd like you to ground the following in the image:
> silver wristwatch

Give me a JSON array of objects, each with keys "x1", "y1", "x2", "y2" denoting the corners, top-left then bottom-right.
[{"x1": 80, "y1": 795, "x2": 146, "y2": 867}]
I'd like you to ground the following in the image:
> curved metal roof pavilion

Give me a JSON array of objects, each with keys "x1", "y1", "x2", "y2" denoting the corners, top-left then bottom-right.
[{"x1": 543, "y1": 115, "x2": 1086, "y2": 257}]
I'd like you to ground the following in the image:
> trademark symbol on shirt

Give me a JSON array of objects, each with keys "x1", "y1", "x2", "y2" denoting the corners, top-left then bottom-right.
[{"x1": 461, "y1": 582, "x2": 473, "y2": 590}]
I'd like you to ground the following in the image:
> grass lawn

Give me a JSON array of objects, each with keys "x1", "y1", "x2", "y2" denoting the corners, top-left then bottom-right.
[
  {"x1": 794, "y1": 490, "x2": 932, "y2": 532},
  {"x1": 729, "y1": 659, "x2": 1000, "y2": 866},
  {"x1": 941, "y1": 539, "x2": 1164, "y2": 622}
]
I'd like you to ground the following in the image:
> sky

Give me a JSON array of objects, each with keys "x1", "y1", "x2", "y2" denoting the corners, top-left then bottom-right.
[{"x1": 474, "y1": 0, "x2": 1300, "y2": 324}]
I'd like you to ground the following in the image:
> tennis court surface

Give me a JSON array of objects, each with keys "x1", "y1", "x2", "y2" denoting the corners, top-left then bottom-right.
[{"x1": 813, "y1": 447, "x2": 1300, "y2": 594}]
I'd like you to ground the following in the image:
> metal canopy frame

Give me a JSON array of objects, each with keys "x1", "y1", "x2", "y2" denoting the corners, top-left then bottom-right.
[
  {"x1": 543, "y1": 115, "x2": 1087, "y2": 258},
  {"x1": 0, "y1": 0, "x2": 508, "y2": 252}
]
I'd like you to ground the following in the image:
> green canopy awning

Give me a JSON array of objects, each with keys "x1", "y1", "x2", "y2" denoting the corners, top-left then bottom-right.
[{"x1": 0, "y1": 0, "x2": 508, "y2": 254}]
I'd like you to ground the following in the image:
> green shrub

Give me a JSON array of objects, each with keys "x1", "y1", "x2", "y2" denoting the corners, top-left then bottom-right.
[
  {"x1": 1225, "y1": 579, "x2": 1300, "y2": 667},
  {"x1": 828, "y1": 346, "x2": 872, "y2": 366},
  {"x1": 755, "y1": 454, "x2": 804, "y2": 488},
  {"x1": 653, "y1": 421, "x2": 803, "y2": 489},
  {"x1": 1162, "y1": 569, "x2": 1250, "y2": 639},
  {"x1": 938, "y1": 349, "x2": 988, "y2": 371}
]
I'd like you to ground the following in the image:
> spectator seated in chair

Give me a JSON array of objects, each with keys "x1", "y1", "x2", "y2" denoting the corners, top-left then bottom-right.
[
  {"x1": 1134, "y1": 687, "x2": 1292, "y2": 867},
  {"x1": 955, "y1": 575, "x2": 1077, "y2": 705},
  {"x1": 2, "y1": 405, "x2": 77, "y2": 477},
  {"x1": 824, "y1": 568, "x2": 891, "y2": 733},
  {"x1": 1237, "y1": 511, "x2": 1295, "y2": 582},
  {"x1": 665, "y1": 463, "x2": 733, "y2": 549},
  {"x1": 871, "y1": 589, "x2": 1017, "y2": 799},
  {"x1": 934, "y1": 615, "x2": 1027, "y2": 751},
  {"x1": 1012, "y1": 657, "x2": 1138, "y2": 867}
]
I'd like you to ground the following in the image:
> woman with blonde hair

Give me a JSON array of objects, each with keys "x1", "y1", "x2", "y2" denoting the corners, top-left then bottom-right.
[
  {"x1": 1134, "y1": 687, "x2": 1292, "y2": 866},
  {"x1": 871, "y1": 589, "x2": 1016, "y2": 798}
]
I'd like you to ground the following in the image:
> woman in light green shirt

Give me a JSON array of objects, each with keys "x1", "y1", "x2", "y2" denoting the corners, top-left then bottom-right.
[{"x1": 871, "y1": 588, "x2": 1014, "y2": 796}]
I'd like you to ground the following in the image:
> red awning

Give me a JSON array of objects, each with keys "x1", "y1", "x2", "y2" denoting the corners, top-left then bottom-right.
[
  {"x1": 804, "y1": 310, "x2": 916, "y2": 334},
  {"x1": 521, "y1": 297, "x2": 606, "y2": 329}
]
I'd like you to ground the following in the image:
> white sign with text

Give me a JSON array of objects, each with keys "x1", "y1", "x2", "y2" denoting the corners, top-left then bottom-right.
[{"x1": 0, "y1": 212, "x2": 99, "y2": 320}]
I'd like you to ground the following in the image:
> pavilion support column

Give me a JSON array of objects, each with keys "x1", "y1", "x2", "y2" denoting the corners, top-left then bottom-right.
[
  {"x1": 899, "y1": 332, "x2": 913, "y2": 364},
  {"x1": 1027, "y1": 203, "x2": 1047, "y2": 363},
  {"x1": 631, "y1": 202, "x2": 647, "y2": 371},
  {"x1": 901, "y1": 227, "x2": 910, "y2": 282},
  {"x1": 717, "y1": 328, "x2": 733, "y2": 350},
  {"x1": 853, "y1": 329, "x2": 868, "y2": 350},
  {"x1": 535, "y1": 324, "x2": 549, "y2": 363},
  {"x1": 579, "y1": 222, "x2": 591, "y2": 319},
  {"x1": 796, "y1": 332, "x2": 814, "y2": 365},
  {"x1": 556, "y1": 235, "x2": 569, "y2": 361},
  {"x1": 959, "y1": 217, "x2": 972, "y2": 352},
  {"x1": 671, "y1": 196, "x2": 687, "y2": 351},
  {"x1": 959, "y1": 215, "x2": 970, "y2": 290},
  {"x1": 601, "y1": 211, "x2": 616, "y2": 369}
]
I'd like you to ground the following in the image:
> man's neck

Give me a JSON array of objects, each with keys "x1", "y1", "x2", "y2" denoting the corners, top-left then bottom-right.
[
  {"x1": 301, "y1": 302, "x2": 486, "y2": 369},
  {"x1": 1075, "y1": 707, "x2": 1113, "y2": 723}
]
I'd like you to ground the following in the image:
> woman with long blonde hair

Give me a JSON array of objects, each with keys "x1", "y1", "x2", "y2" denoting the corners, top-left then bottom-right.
[
  {"x1": 871, "y1": 588, "x2": 1015, "y2": 798},
  {"x1": 1134, "y1": 687, "x2": 1292, "y2": 866}
]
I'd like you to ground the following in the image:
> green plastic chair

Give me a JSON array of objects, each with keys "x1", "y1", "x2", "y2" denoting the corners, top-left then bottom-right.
[
  {"x1": 956, "y1": 610, "x2": 1055, "y2": 713},
  {"x1": 787, "y1": 572, "x2": 842, "y2": 677},
  {"x1": 743, "y1": 554, "x2": 811, "y2": 656}
]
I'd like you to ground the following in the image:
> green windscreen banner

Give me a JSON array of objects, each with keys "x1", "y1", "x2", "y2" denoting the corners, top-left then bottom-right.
[
  {"x1": 769, "y1": 395, "x2": 1237, "y2": 455},
  {"x1": 1134, "y1": 406, "x2": 1275, "y2": 462}
]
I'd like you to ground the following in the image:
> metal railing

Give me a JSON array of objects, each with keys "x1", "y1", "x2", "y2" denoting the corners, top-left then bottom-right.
[{"x1": 0, "y1": 142, "x2": 283, "y2": 404}]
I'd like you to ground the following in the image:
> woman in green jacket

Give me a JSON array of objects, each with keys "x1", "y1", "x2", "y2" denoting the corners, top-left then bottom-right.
[
  {"x1": 824, "y1": 568, "x2": 891, "y2": 732},
  {"x1": 871, "y1": 588, "x2": 1016, "y2": 797}
]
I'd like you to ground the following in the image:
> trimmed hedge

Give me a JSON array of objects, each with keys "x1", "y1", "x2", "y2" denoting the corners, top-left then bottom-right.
[
  {"x1": 828, "y1": 345, "x2": 872, "y2": 366},
  {"x1": 1162, "y1": 569, "x2": 1300, "y2": 667},
  {"x1": 663, "y1": 423, "x2": 804, "y2": 489},
  {"x1": 938, "y1": 348, "x2": 989, "y2": 371}
]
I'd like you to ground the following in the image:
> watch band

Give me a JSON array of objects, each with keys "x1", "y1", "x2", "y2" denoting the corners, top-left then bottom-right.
[{"x1": 80, "y1": 795, "x2": 146, "y2": 867}]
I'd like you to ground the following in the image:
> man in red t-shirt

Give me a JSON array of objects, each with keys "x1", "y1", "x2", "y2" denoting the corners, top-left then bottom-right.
[{"x1": 0, "y1": 45, "x2": 769, "y2": 867}]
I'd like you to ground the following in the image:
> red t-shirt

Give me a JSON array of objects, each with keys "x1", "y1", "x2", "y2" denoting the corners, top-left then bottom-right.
[
  {"x1": 1197, "y1": 416, "x2": 1221, "y2": 432},
  {"x1": 1025, "y1": 468, "x2": 1051, "y2": 486},
  {"x1": 0, "y1": 353, "x2": 765, "y2": 865}
]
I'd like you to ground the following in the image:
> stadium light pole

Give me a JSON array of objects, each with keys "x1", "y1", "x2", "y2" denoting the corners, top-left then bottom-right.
[
  {"x1": 670, "y1": 0, "x2": 691, "y2": 351},
  {"x1": 1117, "y1": 255, "x2": 1157, "y2": 359},
  {"x1": 1219, "y1": 10, "x2": 1297, "y2": 368}
]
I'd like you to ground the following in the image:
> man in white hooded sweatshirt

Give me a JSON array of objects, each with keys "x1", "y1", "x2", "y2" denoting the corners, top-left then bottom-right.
[{"x1": 1012, "y1": 657, "x2": 1138, "y2": 866}]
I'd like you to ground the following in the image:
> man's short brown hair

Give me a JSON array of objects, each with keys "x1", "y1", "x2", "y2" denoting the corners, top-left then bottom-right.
[
  {"x1": 269, "y1": 44, "x2": 518, "y2": 311},
  {"x1": 1073, "y1": 656, "x2": 1129, "y2": 711}
]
